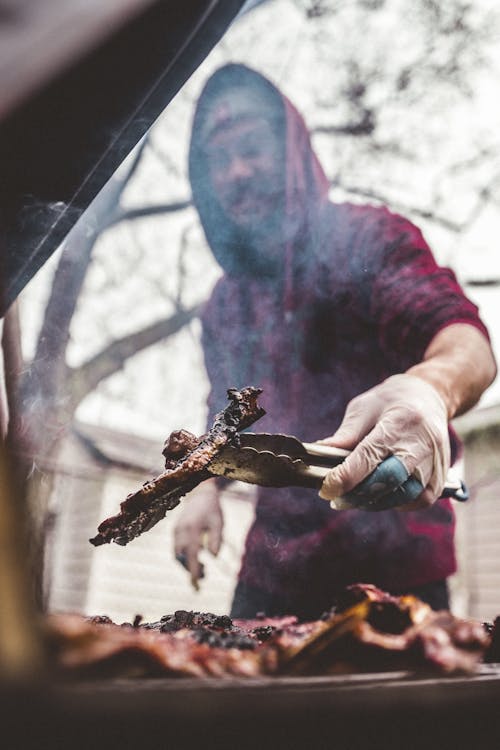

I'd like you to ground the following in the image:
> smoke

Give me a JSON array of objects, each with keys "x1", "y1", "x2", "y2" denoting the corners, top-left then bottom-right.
[{"x1": 16, "y1": 197, "x2": 83, "y2": 246}]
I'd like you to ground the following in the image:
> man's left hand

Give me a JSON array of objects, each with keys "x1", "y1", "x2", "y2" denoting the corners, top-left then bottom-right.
[{"x1": 318, "y1": 373, "x2": 450, "y2": 511}]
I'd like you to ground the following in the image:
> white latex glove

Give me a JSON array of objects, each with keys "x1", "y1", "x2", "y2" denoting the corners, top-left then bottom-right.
[
  {"x1": 318, "y1": 373, "x2": 450, "y2": 510},
  {"x1": 173, "y1": 480, "x2": 223, "y2": 589}
]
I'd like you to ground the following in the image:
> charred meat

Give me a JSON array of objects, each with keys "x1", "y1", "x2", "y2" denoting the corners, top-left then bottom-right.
[
  {"x1": 90, "y1": 387, "x2": 265, "y2": 547},
  {"x1": 46, "y1": 585, "x2": 490, "y2": 679},
  {"x1": 484, "y1": 617, "x2": 500, "y2": 663}
]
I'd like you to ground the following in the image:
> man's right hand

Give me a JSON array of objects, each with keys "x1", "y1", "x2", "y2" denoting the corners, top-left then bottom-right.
[{"x1": 173, "y1": 479, "x2": 223, "y2": 589}]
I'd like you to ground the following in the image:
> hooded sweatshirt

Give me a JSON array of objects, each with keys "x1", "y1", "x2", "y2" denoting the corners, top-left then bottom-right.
[{"x1": 189, "y1": 64, "x2": 489, "y2": 616}]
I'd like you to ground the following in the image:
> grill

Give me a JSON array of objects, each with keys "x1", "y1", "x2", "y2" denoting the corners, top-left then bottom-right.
[{"x1": 3, "y1": 669, "x2": 500, "y2": 749}]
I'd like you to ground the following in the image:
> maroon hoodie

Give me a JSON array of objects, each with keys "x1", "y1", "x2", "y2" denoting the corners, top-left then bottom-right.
[{"x1": 189, "y1": 64, "x2": 489, "y2": 614}]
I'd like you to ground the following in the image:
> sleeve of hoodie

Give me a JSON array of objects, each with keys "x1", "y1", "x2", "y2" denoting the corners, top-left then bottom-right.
[{"x1": 363, "y1": 207, "x2": 490, "y2": 371}]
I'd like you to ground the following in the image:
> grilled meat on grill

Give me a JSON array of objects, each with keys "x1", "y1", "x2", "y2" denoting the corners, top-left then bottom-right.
[
  {"x1": 484, "y1": 617, "x2": 500, "y2": 663},
  {"x1": 89, "y1": 387, "x2": 265, "y2": 547},
  {"x1": 45, "y1": 585, "x2": 491, "y2": 679},
  {"x1": 45, "y1": 613, "x2": 274, "y2": 678}
]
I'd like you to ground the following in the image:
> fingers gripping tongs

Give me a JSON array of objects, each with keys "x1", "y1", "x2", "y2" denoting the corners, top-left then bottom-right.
[{"x1": 207, "y1": 433, "x2": 469, "y2": 511}]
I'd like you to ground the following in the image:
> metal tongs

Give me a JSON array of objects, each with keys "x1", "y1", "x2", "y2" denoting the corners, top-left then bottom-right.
[{"x1": 207, "y1": 433, "x2": 468, "y2": 510}]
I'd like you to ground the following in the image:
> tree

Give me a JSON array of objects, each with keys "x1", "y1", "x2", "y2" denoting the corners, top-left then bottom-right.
[
  {"x1": 294, "y1": 0, "x2": 500, "y2": 240},
  {"x1": 15, "y1": 137, "x2": 197, "y2": 456}
]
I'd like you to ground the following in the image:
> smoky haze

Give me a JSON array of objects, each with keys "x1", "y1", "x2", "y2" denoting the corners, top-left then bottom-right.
[{"x1": 12, "y1": 0, "x2": 500, "y2": 621}]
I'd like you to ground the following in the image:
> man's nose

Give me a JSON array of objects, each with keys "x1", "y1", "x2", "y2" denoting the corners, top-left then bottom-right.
[{"x1": 227, "y1": 155, "x2": 253, "y2": 181}]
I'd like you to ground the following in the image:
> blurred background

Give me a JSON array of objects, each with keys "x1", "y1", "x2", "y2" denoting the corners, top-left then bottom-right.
[{"x1": 7, "y1": 0, "x2": 500, "y2": 623}]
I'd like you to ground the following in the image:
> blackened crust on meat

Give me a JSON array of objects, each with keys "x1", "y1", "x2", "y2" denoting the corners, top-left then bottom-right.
[
  {"x1": 162, "y1": 430, "x2": 200, "y2": 469},
  {"x1": 89, "y1": 387, "x2": 265, "y2": 547}
]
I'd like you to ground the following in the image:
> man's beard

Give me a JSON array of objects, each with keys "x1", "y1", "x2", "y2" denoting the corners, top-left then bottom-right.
[{"x1": 233, "y1": 210, "x2": 286, "y2": 279}]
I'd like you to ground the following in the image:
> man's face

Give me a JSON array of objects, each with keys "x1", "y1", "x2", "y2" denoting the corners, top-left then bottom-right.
[{"x1": 204, "y1": 116, "x2": 284, "y2": 231}]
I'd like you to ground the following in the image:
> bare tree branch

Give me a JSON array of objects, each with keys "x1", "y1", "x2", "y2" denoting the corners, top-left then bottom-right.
[
  {"x1": 147, "y1": 136, "x2": 183, "y2": 180},
  {"x1": 34, "y1": 166, "x2": 152, "y2": 368},
  {"x1": 311, "y1": 111, "x2": 375, "y2": 137},
  {"x1": 26, "y1": 137, "x2": 157, "y2": 406},
  {"x1": 332, "y1": 182, "x2": 463, "y2": 232},
  {"x1": 67, "y1": 304, "x2": 201, "y2": 406},
  {"x1": 175, "y1": 222, "x2": 197, "y2": 307},
  {"x1": 103, "y1": 199, "x2": 192, "y2": 231},
  {"x1": 465, "y1": 278, "x2": 500, "y2": 288},
  {"x1": 447, "y1": 145, "x2": 500, "y2": 175},
  {"x1": 124, "y1": 135, "x2": 150, "y2": 185},
  {"x1": 457, "y1": 173, "x2": 500, "y2": 232}
]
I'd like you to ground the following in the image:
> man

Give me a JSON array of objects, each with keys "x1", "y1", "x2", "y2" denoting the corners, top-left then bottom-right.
[{"x1": 174, "y1": 63, "x2": 496, "y2": 619}]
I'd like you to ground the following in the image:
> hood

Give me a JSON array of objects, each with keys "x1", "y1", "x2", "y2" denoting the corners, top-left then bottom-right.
[{"x1": 188, "y1": 63, "x2": 330, "y2": 279}]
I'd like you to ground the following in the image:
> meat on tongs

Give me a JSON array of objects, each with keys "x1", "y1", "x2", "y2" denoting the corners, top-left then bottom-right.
[
  {"x1": 90, "y1": 383, "x2": 468, "y2": 546},
  {"x1": 89, "y1": 387, "x2": 265, "y2": 547}
]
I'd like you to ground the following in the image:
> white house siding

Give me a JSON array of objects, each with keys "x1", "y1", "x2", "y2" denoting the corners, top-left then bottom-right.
[
  {"x1": 453, "y1": 410, "x2": 500, "y2": 624},
  {"x1": 457, "y1": 474, "x2": 500, "y2": 623},
  {"x1": 47, "y1": 470, "x2": 103, "y2": 613},
  {"x1": 83, "y1": 477, "x2": 256, "y2": 622},
  {"x1": 47, "y1": 447, "x2": 113, "y2": 615},
  {"x1": 48, "y1": 454, "x2": 256, "y2": 622}
]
